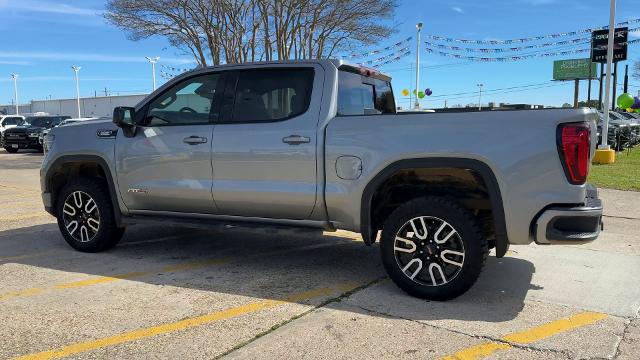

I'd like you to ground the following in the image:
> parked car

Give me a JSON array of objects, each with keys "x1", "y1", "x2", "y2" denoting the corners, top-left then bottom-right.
[
  {"x1": 3, "y1": 115, "x2": 70, "y2": 153},
  {"x1": 39, "y1": 117, "x2": 103, "y2": 151},
  {"x1": 0, "y1": 115, "x2": 26, "y2": 147},
  {"x1": 41, "y1": 60, "x2": 602, "y2": 300}
]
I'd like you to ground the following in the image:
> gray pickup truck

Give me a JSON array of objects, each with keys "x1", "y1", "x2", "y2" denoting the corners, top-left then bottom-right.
[{"x1": 40, "y1": 59, "x2": 602, "y2": 300}]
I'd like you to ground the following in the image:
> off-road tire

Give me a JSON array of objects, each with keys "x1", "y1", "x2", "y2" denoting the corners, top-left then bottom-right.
[
  {"x1": 380, "y1": 196, "x2": 488, "y2": 301},
  {"x1": 55, "y1": 178, "x2": 125, "y2": 252}
]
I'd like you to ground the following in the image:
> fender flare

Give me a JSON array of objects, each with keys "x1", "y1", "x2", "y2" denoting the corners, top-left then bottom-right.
[
  {"x1": 45, "y1": 154, "x2": 123, "y2": 226},
  {"x1": 360, "y1": 158, "x2": 509, "y2": 257}
]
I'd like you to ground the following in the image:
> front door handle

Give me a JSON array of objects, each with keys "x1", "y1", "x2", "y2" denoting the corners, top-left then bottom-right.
[
  {"x1": 282, "y1": 135, "x2": 310, "y2": 145},
  {"x1": 183, "y1": 136, "x2": 208, "y2": 145}
]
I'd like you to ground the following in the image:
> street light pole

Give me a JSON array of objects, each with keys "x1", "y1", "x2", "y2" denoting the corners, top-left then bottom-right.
[
  {"x1": 10, "y1": 73, "x2": 18, "y2": 115},
  {"x1": 71, "y1": 66, "x2": 82, "y2": 118},
  {"x1": 145, "y1": 56, "x2": 160, "y2": 91},
  {"x1": 600, "y1": 0, "x2": 616, "y2": 149},
  {"x1": 414, "y1": 22, "x2": 423, "y2": 109},
  {"x1": 477, "y1": 84, "x2": 484, "y2": 111}
]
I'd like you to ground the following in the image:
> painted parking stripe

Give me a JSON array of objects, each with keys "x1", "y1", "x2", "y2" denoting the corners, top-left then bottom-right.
[
  {"x1": 12, "y1": 281, "x2": 366, "y2": 360},
  {"x1": 0, "y1": 241, "x2": 353, "y2": 302},
  {"x1": 0, "y1": 235, "x2": 188, "y2": 263},
  {"x1": 440, "y1": 311, "x2": 608, "y2": 360},
  {"x1": 0, "y1": 211, "x2": 49, "y2": 222}
]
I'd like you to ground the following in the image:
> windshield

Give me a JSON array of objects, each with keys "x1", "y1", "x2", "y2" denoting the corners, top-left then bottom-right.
[
  {"x1": 2, "y1": 117, "x2": 25, "y2": 126},
  {"x1": 25, "y1": 116, "x2": 66, "y2": 128}
]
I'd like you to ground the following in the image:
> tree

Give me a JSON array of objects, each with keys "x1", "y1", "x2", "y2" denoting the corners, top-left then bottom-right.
[{"x1": 104, "y1": 0, "x2": 397, "y2": 66}]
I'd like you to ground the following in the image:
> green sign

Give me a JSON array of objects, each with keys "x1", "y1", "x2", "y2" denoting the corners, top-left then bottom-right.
[{"x1": 553, "y1": 58, "x2": 597, "y2": 80}]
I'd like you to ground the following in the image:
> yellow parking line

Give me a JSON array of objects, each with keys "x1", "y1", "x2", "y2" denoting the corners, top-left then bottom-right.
[
  {"x1": 441, "y1": 343, "x2": 512, "y2": 360},
  {"x1": 0, "y1": 211, "x2": 49, "y2": 222},
  {"x1": 502, "y1": 312, "x2": 608, "y2": 343},
  {"x1": 0, "y1": 259, "x2": 229, "y2": 302},
  {"x1": 0, "y1": 241, "x2": 349, "y2": 302},
  {"x1": 440, "y1": 311, "x2": 608, "y2": 360},
  {"x1": 0, "y1": 250, "x2": 58, "y2": 262},
  {"x1": 12, "y1": 281, "x2": 363, "y2": 360}
]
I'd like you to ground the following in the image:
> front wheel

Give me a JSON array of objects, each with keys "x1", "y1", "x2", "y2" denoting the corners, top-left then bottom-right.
[
  {"x1": 4, "y1": 147, "x2": 18, "y2": 153},
  {"x1": 380, "y1": 197, "x2": 488, "y2": 301},
  {"x1": 55, "y1": 178, "x2": 125, "y2": 252}
]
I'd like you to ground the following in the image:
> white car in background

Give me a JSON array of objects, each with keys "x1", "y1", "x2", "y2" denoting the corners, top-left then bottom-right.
[{"x1": 0, "y1": 115, "x2": 26, "y2": 146}]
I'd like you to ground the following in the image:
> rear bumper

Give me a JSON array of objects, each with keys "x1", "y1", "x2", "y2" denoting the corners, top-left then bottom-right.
[{"x1": 533, "y1": 185, "x2": 603, "y2": 245}]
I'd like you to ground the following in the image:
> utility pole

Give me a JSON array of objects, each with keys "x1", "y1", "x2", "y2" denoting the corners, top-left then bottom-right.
[
  {"x1": 145, "y1": 56, "x2": 160, "y2": 91},
  {"x1": 612, "y1": 62, "x2": 618, "y2": 111},
  {"x1": 477, "y1": 84, "x2": 484, "y2": 111},
  {"x1": 600, "y1": 0, "x2": 615, "y2": 149},
  {"x1": 10, "y1": 73, "x2": 18, "y2": 115},
  {"x1": 71, "y1": 66, "x2": 82, "y2": 118},
  {"x1": 414, "y1": 23, "x2": 423, "y2": 109},
  {"x1": 623, "y1": 64, "x2": 628, "y2": 93}
]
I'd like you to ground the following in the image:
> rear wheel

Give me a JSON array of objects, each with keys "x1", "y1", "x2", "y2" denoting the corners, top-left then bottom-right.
[
  {"x1": 55, "y1": 178, "x2": 125, "y2": 252},
  {"x1": 4, "y1": 147, "x2": 18, "y2": 153},
  {"x1": 380, "y1": 196, "x2": 488, "y2": 300}
]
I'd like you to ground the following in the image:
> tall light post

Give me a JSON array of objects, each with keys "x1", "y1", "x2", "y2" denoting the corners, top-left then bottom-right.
[
  {"x1": 10, "y1": 73, "x2": 18, "y2": 115},
  {"x1": 414, "y1": 22, "x2": 423, "y2": 109},
  {"x1": 145, "y1": 56, "x2": 160, "y2": 91},
  {"x1": 600, "y1": 0, "x2": 616, "y2": 149},
  {"x1": 477, "y1": 84, "x2": 484, "y2": 111},
  {"x1": 71, "y1": 66, "x2": 82, "y2": 118}
]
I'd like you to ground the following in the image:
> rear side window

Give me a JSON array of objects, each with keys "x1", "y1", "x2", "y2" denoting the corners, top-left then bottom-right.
[
  {"x1": 231, "y1": 68, "x2": 314, "y2": 123},
  {"x1": 337, "y1": 70, "x2": 395, "y2": 116}
]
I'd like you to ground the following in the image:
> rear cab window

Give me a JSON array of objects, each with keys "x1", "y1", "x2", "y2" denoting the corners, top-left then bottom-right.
[{"x1": 337, "y1": 66, "x2": 395, "y2": 116}]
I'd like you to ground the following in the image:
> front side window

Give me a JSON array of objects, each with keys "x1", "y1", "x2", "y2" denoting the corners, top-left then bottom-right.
[
  {"x1": 337, "y1": 70, "x2": 395, "y2": 116},
  {"x1": 231, "y1": 68, "x2": 314, "y2": 123},
  {"x1": 145, "y1": 73, "x2": 219, "y2": 126}
]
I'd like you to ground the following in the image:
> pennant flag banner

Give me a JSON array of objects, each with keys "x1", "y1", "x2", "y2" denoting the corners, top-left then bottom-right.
[
  {"x1": 342, "y1": 37, "x2": 413, "y2": 59},
  {"x1": 160, "y1": 64, "x2": 192, "y2": 73},
  {"x1": 358, "y1": 46, "x2": 411, "y2": 65},
  {"x1": 425, "y1": 37, "x2": 591, "y2": 53},
  {"x1": 372, "y1": 50, "x2": 412, "y2": 68},
  {"x1": 428, "y1": 18, "x2": 640, "y2": 44},
  {"x1": 425, "y1": 48, "x2": 591, "y2": 62}
]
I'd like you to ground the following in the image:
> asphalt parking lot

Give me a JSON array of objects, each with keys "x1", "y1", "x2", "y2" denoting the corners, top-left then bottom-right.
[{"x1": 1, "y1": 149, "x2": 639, "y2": 360}]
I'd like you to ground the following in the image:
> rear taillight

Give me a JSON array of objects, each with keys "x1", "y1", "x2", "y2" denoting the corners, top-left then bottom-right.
[{"x1": 557, "y1": 122, "x2": 590, "y2": 185}]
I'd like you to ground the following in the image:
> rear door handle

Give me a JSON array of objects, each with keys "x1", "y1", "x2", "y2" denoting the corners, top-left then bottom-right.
[
  {"x1": 183, "y1": 136, "x2": 208, "y2": 145},
  {"x1": 282, "y1": 135, "x2": 310, "y2": 145}
]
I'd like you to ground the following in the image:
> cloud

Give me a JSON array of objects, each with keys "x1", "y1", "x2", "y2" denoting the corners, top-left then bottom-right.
[
  {"x1": 520, "y1": 0, "x2": 557, "y2": 5},
  {"x1": 451, "y1": 6, "x2": 464, "y2": 14},
  {"x1": 0, "y1": 51, "x2": 195, "y2": 65},
  {"x1": 0, "y1": 76, "x2": 147, "y2": 83},
  {"x1": 0, "y1": 60, "x2": 31, "y2": 66},
  {"x1": 0, "y1": 0, "x2": 101, "y2": 16}
]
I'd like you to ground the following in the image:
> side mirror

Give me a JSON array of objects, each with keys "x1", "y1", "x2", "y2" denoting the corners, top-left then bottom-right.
[{"x1": 113, "y1": 106, "x2": 136, "y2": 137}]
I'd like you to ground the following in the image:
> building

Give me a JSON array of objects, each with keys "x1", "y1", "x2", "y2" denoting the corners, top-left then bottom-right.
[{"x1": 0, "y1": 94, "x2": 148, "y2": 118}]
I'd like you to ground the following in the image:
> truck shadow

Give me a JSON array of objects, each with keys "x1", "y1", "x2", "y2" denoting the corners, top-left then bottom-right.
[{"x1": 0, "y1": 223, "x2": 537, "y2": 323}]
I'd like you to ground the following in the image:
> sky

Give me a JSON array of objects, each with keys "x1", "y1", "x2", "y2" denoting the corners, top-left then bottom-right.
[{"x1": 0, "y1": 0, "x2": 639, "y2": 109}]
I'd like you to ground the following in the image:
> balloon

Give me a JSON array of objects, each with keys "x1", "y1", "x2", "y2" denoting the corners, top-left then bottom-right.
[
  {"x1": 425, "y1": 88, "x2": 433, "y2": 96},
  {"x1": 627, "y1": 108, "x2": 634, "y2": 113},
  {"x1": 401, "y1": 89, "x2": 409, "y2": 97},
  {"x1": 632, "y1": 97, "x2": 640, "y2": 109},
  {"x1": 413, "y1": 89, "x2": 417, "y2": 95},
  {"x1": 617, "y1": 93, "x2": 634, "y2": 109},
  {"x1": 418, "y1": 91, "x2": 425, "y2": 99}
]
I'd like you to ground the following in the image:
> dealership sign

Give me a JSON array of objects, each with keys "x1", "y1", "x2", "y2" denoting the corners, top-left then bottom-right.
[
  {"x1": 591, "y1": 27, "x2": 628, "y2": 63},
  {"x1": 553, "y1": 58, "x2": 597, "y2": 80}
]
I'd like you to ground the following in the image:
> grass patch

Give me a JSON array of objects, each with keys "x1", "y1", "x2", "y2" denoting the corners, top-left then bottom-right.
[{"x1": 589, "y1": 146, "x2": 640, "y2": 191}]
